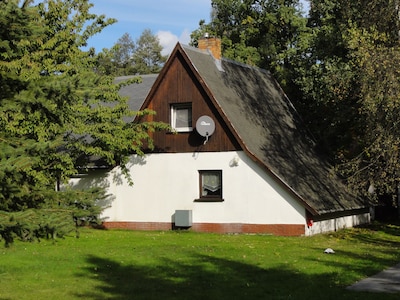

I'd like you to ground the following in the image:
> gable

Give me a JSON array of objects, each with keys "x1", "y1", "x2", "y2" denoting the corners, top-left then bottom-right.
[{"x1": 139, "y1": 46, "x2": 241, "y2": 153}]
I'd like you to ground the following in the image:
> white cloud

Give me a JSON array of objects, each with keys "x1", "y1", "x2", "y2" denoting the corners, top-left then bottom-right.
[
  {"x1": 179, "y1": 29, "x2": 191, "y2": 45},
  {"x1": 157, "y1": 29, "x2": 192, "y2": 56},
  {"x1": 157, "y1": 31, "x2": 178, "y2": 56}
]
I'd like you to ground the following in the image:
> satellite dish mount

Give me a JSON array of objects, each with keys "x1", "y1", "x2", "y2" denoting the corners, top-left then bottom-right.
[{"x1": 196, "y1": 115, "x2": 215, "y2": 145}]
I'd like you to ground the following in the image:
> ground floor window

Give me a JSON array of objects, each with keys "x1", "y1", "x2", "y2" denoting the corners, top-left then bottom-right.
[{"x1": 196, "y1": 170, "x2": 223, "y2": 202}]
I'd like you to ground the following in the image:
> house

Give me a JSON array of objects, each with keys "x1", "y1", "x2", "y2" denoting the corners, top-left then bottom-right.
[{"x1": 69, "y1": 37, "x2": 370, "y2": 236}]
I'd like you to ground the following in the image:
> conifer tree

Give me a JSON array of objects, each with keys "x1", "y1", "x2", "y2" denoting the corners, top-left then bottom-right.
[{"x1": 0, "y1": 0, "x2": 168, "y2": 246}]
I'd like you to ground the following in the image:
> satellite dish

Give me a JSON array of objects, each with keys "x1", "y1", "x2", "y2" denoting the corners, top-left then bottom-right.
[{"x1": 196, "y1": 115, "x2": 215, "y2": 144}]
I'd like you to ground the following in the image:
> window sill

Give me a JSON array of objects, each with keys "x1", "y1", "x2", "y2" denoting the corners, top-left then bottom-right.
[
  {"x1": 167, "y1": 130, "x2": 192, "y2": 134},
  {"x1": 194, "y1": 198, "x2": 224, "y2": 202}
]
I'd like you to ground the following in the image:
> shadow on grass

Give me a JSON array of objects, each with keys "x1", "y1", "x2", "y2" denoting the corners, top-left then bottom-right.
[
  {"x1": 307, "y1": 225, "x2": 400, "y2": 286},
  {"x1": 75, "y1": 253, "x2": 399, "y2": 300},
  {"x1": 366, "y1": 222, "x2": 400, "y2": 238}
]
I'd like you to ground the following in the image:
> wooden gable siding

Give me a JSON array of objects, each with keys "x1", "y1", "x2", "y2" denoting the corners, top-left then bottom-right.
[{"x1": 145, "y1": 51, "x2": 241, "y2": 153}]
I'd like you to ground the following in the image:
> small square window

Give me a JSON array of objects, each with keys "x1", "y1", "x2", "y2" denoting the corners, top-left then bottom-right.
[
  {"x1": 197, "y1": 170, "x2": 223, "y2": 201},
  {"x1": 171, "y1": 103, "x2": 192, "y2": 132}
]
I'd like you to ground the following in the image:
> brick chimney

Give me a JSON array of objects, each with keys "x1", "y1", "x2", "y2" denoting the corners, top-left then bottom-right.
[{"x1": 198, "y1": 35, "x2": 221, "y2": 60}]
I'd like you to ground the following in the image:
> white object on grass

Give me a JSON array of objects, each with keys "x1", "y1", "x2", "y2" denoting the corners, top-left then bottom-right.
[{"x1": 324, "y1": 248, "x2": 335, "y2": 254}]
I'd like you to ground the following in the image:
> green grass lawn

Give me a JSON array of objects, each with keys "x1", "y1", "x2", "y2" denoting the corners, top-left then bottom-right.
[{"x1": 1, "y1": 223, "x2": 400, "y2": 300}]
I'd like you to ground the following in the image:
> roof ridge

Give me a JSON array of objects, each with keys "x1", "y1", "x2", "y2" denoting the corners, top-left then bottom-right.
[
  {"x1": 180, "y1": 43, "x2": 209, "y2": 55},
  {"x1": 181, "y1": 43, "x2": 272, "y2": 76}
]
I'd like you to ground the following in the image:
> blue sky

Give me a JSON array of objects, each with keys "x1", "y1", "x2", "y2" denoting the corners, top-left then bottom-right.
[
  {"x1": 87, "y1": 0, "x2": 212, "y2": 55},
  {"x1": 86, "y1": 0, "x2": 309, "y2": 56}
]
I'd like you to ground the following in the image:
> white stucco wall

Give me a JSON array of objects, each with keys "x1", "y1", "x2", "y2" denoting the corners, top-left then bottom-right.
[
  {"x1": 305, "y1": 212, "x2": 371, "y2": 236},
  {"x1": 68, "y1": 151, "x2": 306, "y2": 226}
]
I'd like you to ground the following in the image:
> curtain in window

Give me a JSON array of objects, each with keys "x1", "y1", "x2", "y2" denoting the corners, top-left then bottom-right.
[{"x1": 202, "y1": 173, "x2": 221, "y2": 193}]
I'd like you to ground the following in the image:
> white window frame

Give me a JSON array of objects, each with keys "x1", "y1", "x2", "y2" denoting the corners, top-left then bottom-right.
[{"x1": 170, "y1": 103, "x2": 192, "y2": 132}]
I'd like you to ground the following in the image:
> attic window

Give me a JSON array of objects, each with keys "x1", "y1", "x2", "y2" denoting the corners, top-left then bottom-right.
[{"x1": 171, "y1": 103, "x2": 192, "y2": 132}]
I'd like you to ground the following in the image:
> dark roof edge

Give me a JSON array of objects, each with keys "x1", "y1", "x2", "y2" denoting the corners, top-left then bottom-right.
[
  {"x1": 246, "y1": 147, "x2": 320, "y2": 215},
  {"x1": 136, "y1": 45, "x2": 184, "y2": 113}
]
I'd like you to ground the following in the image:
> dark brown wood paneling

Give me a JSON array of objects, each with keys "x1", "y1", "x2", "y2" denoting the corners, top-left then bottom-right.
[{"x1": 145, "y1": 52, "x2": 241, "y2": 153}]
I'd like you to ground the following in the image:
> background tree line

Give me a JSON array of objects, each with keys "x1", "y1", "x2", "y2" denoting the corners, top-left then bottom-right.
[{"x1": 96, "y1": 29, "x2": 167, "y2": 76}]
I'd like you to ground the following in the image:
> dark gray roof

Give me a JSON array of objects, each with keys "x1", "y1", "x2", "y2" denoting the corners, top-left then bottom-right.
[
  {"x1": 116, "y1": 74, "x2": 157, "y2": 111},
  {"x1": 180, "y1": 44, "x2": 366, "y2": 215}
]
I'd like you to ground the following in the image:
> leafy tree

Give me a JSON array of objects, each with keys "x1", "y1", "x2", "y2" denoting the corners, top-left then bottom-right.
[
  {"x1": 95, "y1": 47, "x2": 118, "y2": 75},
  {"x1": 297, "y1": 0, "x2": 400, "y2": 201},
  {"x1": 191, "y1": 0, "x2": 309, "y2": 97},
  {"x1": 100, "y1": 32, "x2": 137, "y2": 76},
  {"x1": 293, "y1": 0, "x2": 360, "y2": 157},
  {"x1": 190, "y1": 19, "x2": 213, "y2": 48},
  {"x1": 95, "y1": 33, "x2": 135, "y2": 76},
  {"x1": 97, "y1": 29, "x2": 166, "y2": 76},
  {"x1": 131, "y1": 28, "x2": 166, "y2": 74},
  {"x1": 0, "y1": 0, "x2": 168, "y2": 246},
  {"x1": 113, "y1": 32, "x2": 136, "y2": 70},
  {"x1": 337, "y1": 26, "x2": 400, "y2": 200}
]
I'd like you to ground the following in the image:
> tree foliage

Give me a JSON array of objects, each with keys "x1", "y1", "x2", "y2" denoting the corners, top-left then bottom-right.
[
  {"x1": 298, "y1": 0, "x2": 400, "y2": 200},
  {"x1": 113, "y1": 33, "x2": 136, "y2": 70},
  {"x1": 337, "y1": 27, "x2": 400, "y2": 199},
  {"x1": 0, "y1": 0, "x2": 168, "y2": 246},
  {"x1": 131, "y1": 29, "x2": 166, "y2": 74},
  {"x1": 97, "y1": 29, "x2": 167, "y2": 76},
  {"x1": 191, "y1": 0, "x2": 309, "y2": 93}
]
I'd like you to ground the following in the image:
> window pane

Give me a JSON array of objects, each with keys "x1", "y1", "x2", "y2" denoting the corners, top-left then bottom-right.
[
  {"x1": 171, "y1": 104, "x2": 192, "y2": 131},
  {"x1": 175, "y1": 107, "x2": 192, "y2": 128},
  {"x1": 201, "y1": 171, "x2": 222, "y2": 197}
]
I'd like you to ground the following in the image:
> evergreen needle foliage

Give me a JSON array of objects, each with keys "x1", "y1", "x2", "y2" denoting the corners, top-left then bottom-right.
[{"x1": 0, "y1": 0, "x2": 169, "y2": 246}]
